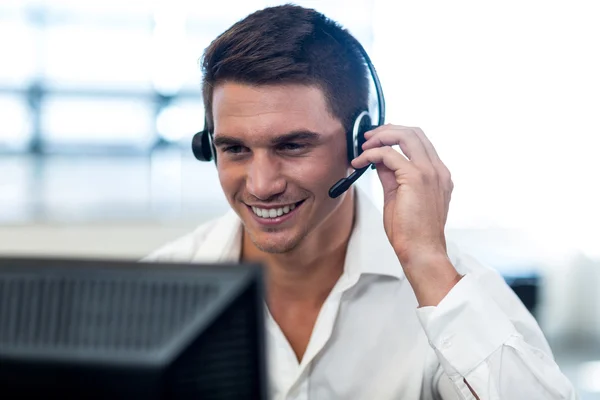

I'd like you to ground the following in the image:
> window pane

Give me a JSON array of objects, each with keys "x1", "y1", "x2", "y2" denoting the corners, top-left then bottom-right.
[
  {"x1": 39, "y1": 156, "x2": 152, "y2": 221},
  {"x1": 179, "y1": 30, "x2": 218, "y2": 91},
  {"x1": 43, "y1": 24, "x2": 153, "y2": 90},
  {"x1": 151, "y1": 7, "x2": 192, "y2": 96},
  {"x1": 0, "y1": 95, "x2": 33, "y2": 151},
  {"x1": 0, "y1": 20, "x2": 37, "y2": 87},
  {"x1": 186, "y1": 0, "x2": 268, "y2": 23},
  {"x1": 40, "y1": 0, "x2": 153, "y2": 20},
  {"x1": 41, "y1": 96, "x2": 155, "y2": 149},
  {"x1": 0, "y1": 156, "x2": 34, "y2": 223},
  {"x1": 156, "y1": 100, "x2": 204, "y2": 144}
]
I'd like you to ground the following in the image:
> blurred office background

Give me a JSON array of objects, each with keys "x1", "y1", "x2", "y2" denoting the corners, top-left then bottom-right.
[{"x1": 1, "y1": 0, "x2": 599, "y2": 397}]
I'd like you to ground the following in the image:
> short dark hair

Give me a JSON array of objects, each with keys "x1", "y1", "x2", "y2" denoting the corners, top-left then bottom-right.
[{"x1": 201, "y1": 4, "x2": 369, "y2": 132}]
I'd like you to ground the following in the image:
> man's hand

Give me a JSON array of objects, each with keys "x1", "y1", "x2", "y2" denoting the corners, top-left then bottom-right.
[{"x1": 351, "y1": 124, "x2": 462, "y2": 306}]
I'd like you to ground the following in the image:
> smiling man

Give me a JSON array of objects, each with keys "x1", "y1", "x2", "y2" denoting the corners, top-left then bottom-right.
[{"x1": 144, "y1": 5, "x2": 577, "y2": 399}]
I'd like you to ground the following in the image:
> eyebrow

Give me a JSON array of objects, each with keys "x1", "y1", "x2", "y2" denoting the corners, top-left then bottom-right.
[{"x1": 213, "y1": 130, "x2": 322, "y2": 147}]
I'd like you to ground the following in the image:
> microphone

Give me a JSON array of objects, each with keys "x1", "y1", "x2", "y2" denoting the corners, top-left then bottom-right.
[{"x1": 328, "y1": 164, "x2": 372, "y2": 198}]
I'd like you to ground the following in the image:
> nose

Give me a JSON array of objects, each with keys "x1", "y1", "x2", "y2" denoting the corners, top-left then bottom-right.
[{"x1": 246, "y1": 151, "x2": 286, "y2": 201}]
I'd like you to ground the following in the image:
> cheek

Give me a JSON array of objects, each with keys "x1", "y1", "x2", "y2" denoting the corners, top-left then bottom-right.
[
  {"x1": 217, "y1": 165, "x2": 244, "y2": 200},
  {"x1": 315, "y1": 140, "x2": 350, "y2": 181},
  {"x1": 284, "y1": 150, "x2": 348, "y2": 194}
]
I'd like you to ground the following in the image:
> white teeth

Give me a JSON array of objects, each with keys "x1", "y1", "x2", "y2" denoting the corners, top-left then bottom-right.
[{"x1": 251, "y1": 202, "x2": 300, "y2": 219}]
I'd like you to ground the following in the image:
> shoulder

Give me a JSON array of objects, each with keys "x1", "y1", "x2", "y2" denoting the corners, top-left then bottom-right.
[{"x1": 141, "y1": 214, "x2": 228, "y2": 263}]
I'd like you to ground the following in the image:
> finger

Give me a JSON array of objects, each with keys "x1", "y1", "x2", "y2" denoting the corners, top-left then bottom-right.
[
  {"x1": 411, "y1": 127, "x2": 441, "y2": 163},
  {"x1": 362, "y1": 127, "x2": 431, "y2": 166},
  {"x1": 363, "y1": 123, "x2": 412, "y2": 139},
  {"x1": 351, "y1": 146, "x2": 414, "y2": 173},
  {"x1": 363, "y1": 122, "x2": 393, "y2": 138},
  {"x1": 411, "y1": 128, "x2": 453, "y2": 188}
]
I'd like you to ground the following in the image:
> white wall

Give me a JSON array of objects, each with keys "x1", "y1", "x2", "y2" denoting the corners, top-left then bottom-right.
[{"x1": 0, "y1": 222, "x2": 193, "y2": 260}]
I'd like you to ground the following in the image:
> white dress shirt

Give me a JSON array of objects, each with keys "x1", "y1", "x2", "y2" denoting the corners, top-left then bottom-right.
[{"x1": 144, "y1": 189, "x2": 577, "y2": 399}]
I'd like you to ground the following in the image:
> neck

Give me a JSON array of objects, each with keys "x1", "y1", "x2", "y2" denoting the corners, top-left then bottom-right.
[{"x1": 241, "y1": 189, "x2": 356, "y2": 308}]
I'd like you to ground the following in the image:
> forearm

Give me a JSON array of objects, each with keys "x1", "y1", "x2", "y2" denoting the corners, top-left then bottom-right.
[
  {"x1": 403, "y1": 257, "x2": 481, "y2": 397},
  {"x1": 417, "y1": 272, "x2": 577, "y2": 399},
  {"x1": 402, "y1": 252, "x2": 463, "y2": 307}
]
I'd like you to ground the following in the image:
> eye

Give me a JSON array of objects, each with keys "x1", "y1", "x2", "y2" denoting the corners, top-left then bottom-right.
[
  {"x1": 223, "y1": 145, "x2": 247, "y2": 154},
  {"x1": 278, "y1": 143, "x2": 306, "y2": 152}
]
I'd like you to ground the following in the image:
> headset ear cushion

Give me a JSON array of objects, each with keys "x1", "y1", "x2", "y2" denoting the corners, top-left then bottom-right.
[
  {"x1": 356, "y1": 114, "x2": 373, "y2": 158},
  {"x1": 348, "y1": 111, "x2": 371, "y2": 163},
  {"x1": 192, "y1": 130, "x2": 214, "y2": 162}
]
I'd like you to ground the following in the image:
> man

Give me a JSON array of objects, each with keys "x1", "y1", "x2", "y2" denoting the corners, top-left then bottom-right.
[{"x1": 145, "y1": 5, "x2": 577, "y2": 399}]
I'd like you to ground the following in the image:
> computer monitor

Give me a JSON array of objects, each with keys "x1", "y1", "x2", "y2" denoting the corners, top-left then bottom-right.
[{"x1": 0, "y1": 256, "x2": 267, "y2": 400}]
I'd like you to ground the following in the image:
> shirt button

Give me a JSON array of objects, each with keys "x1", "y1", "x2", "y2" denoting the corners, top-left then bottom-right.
[{"x1": 441, "y1": 336, "x2": 453, "y2": 349}]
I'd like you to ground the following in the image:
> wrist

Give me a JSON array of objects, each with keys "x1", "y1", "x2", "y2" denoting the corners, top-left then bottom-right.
[
  {"x1": 397, "y1": 245, "x2": 449, "y2": 271},
  {"x1": 400, "y1": 252, "x2": 462, "y2": 307}
]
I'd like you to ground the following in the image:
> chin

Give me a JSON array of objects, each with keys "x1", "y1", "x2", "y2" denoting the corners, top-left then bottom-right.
[{"x1": 246, "y1": 229, "x2": 305, "y2": 254}]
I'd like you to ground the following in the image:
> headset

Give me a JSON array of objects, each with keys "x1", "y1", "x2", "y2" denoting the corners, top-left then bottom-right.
[{"x1": 191, "y1": 38, "x2": 385, "y2": 199}]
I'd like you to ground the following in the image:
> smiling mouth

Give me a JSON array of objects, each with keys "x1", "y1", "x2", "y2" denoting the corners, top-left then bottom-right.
[{"x1": 248, "y1": 200, "x2": 305, "y2": 219}]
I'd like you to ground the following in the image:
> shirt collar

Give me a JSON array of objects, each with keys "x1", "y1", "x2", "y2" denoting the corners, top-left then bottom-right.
[
  {"x1": 193, "y1": 188, "x2": 405, "y2": 281},
  {"x1": 345, "y1": 188, "x2": 405, "y2": 281}
]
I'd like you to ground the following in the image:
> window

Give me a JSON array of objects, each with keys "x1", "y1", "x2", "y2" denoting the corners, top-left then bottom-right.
[
  {"x1": 156, "y1": 100, "x2": 204, "y2": 144},
  {"x1": 0, "y1": 95, "x2": 33, "y2": 151},
  {"x1": 41, "y1": 96, "x2": 155, "y2": 151},
  {"x1": 0, "y1": 18, "x2": 37, "y2": 88},
  {"x1": 43, "y1": 25, "x2": 153, "y2": 90}
]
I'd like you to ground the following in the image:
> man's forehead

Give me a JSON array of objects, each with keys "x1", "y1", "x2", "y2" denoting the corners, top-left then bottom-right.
[
  {"x1": 212, "y1": 82, "x2": 328, "y2": 114},
  {"x1": 212, "y1": 82, "x2": 340, "y2": 137}
]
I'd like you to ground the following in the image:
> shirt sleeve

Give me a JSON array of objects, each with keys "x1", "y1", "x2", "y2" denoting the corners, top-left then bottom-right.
[{"x1": 416, "y1": 272, "x2": 578, "y2": 399}]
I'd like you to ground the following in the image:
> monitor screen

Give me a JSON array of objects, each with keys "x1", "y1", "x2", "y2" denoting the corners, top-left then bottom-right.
[{"x1": 0, "y1": 256, "x2": 267, "y2": 400}]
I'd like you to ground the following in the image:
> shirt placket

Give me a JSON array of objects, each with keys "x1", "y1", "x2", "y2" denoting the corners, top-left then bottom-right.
[{"x1": 281, "y1": 273, "x2": 361, "y2": 399}]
